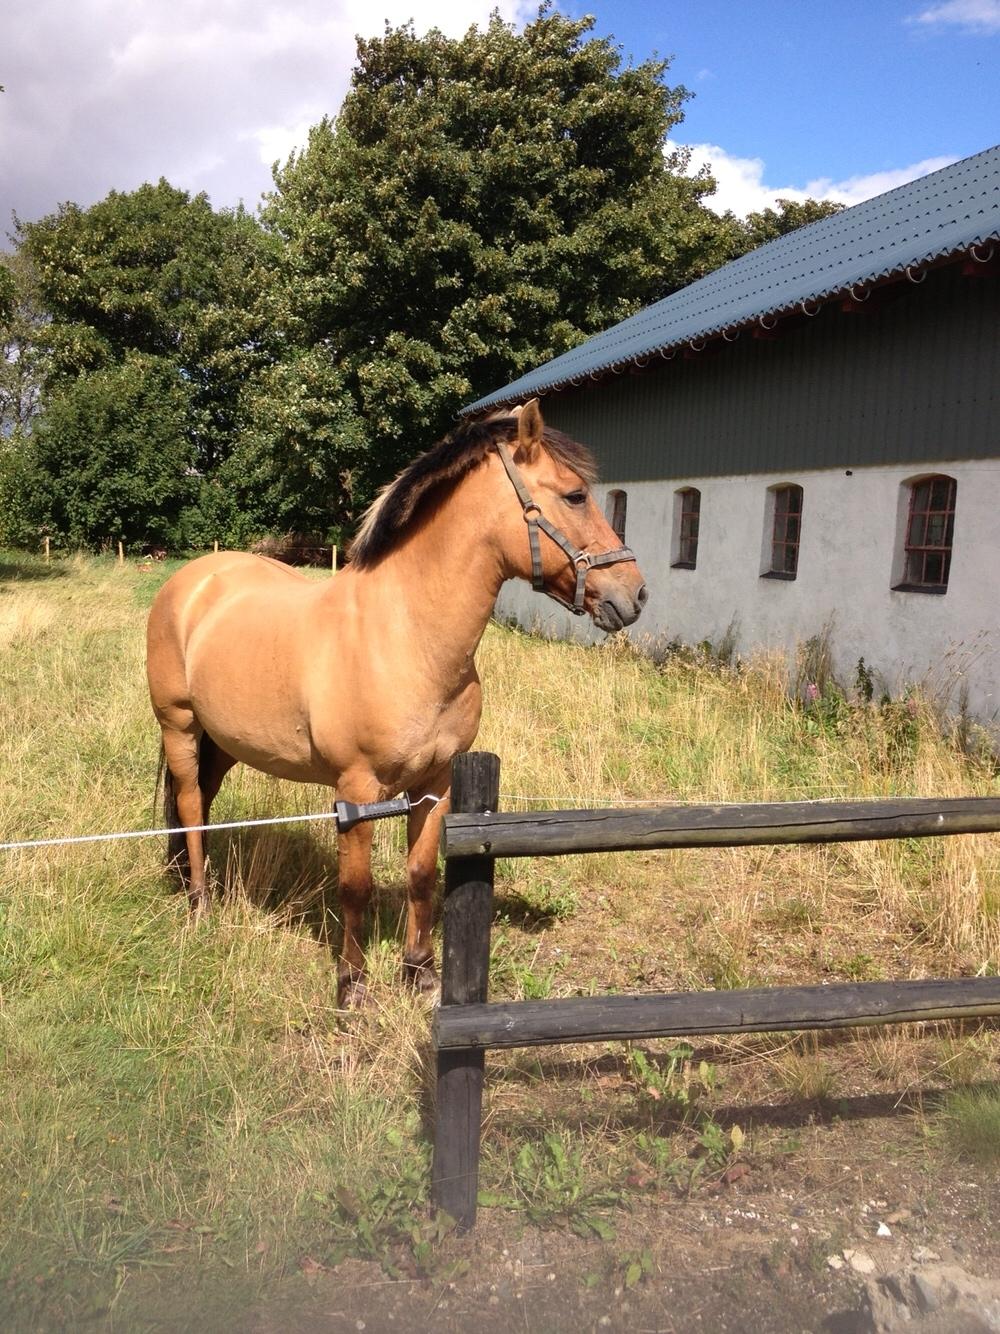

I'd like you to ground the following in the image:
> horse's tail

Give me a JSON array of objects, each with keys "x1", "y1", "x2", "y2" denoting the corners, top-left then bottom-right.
[{"x1": 156, "y1": 742, "x2": 189, "y2": 880}]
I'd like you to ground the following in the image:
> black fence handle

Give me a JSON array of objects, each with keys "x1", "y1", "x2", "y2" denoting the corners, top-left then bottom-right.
[{"x1": 334, "y1": 796, "x2": 411, "y2": 832}]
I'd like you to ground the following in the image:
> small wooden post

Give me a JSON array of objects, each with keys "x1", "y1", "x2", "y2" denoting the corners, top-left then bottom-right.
[
  {"x1": 43, "y1": 536, "x2": 50, "y2": 564},
  {"x1": 213, "y1": 540, "x2": 219, "y2": 554},
  {"x1": 331, "y1": 544, "x2": 337, "y2": 574},
  {"x1": 432, "y1": 751, "x2": 500, "y2": 1231},
  {"x1": 117, "y1": 540, "x2": 124, "y2": 566}
]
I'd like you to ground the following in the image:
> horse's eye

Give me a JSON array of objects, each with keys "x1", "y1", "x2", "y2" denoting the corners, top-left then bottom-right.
[{"x1": 564, "y1": 490, "x2": 588, "y2": 507}]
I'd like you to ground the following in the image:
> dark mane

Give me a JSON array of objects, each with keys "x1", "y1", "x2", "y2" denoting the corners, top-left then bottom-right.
[{"x1": 349, "y1": 416, "x2": 598, "y2": 569}]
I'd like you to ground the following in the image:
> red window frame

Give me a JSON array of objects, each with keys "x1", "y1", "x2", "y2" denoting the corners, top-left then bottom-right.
[
  {"x1": 901, "y1": 475, "x2": 956, "y2": 591},
  {"x1": 673, "y1": 488, "x2": 700, "y2": 568},
  {"x1": 769, "y1": 485, "x2": 802, "y2": 577}
]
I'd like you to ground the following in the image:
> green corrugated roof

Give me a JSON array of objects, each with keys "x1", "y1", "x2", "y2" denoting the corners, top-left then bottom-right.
[{"x1": 465, "y1": 143, "x2": 1000, "y2": 415}]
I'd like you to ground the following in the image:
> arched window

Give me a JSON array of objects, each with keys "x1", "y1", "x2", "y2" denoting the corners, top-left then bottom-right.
[
  {"x1": 606, "y1": 489, "x2": 627, "y2": 543},
  {"x1": 671, "y1": 487, "x2": 700, "y2": 569},
  {"x1": 764, "y1": 484, "x2": 803, "y2": 578},
  {"x1": 895, "y1": 475, "x2": 956, "y2": 593}
]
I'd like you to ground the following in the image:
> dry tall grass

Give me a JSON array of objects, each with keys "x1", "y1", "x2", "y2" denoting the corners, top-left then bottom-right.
[{"x1": 1, "y1": 551, "x2": 997, "y2": 1325}]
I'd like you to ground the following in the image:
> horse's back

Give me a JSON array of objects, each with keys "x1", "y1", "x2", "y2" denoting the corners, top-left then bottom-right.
[{"x1": 150, "y1": 551, "x2": 307, "y2": 636}]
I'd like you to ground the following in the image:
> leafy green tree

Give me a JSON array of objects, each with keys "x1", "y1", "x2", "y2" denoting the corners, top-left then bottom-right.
[
  {"x1": 194, "y1": 348, "x2": 370, "y2": 547},
  {"x1": 740, "y1": 197, "x2": 845, "y2": 247},
  {"x1": 16, "y1": 181, "x2": 271, "y2": 476},
  {"x1": 699, "y1": 196, "x2": 845, "y2": 274},
  {"x1": 0, "y1": 262, "x2": 14, "y2": 320},
  {"x1": 0, "y1": 250, "x2": 41, "y2": 440},
  {"x1": 0, "y1": 253, "x2": 44, "y2": 549},
  {"x1": 261, "y1": 9, "x2": 717, "y2": 498},
  {"x1": 20, "y1": 354, "x2": 197, "y2": 548}
]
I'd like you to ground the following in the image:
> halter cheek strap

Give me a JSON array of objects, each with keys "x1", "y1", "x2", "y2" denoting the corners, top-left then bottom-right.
[{"x1": 496, "y1": 441, "x2": 637, "y2": 616}]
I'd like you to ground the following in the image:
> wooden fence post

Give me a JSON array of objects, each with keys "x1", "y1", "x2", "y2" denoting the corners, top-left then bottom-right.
[{"x1": 432, "y1": 750, "x2": 500, "y2": 1231}]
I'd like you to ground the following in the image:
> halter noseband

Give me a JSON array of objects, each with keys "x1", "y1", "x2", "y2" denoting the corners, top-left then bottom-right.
[{"x1": 496, "y1": 440, "x2": 637, "y2": 617}]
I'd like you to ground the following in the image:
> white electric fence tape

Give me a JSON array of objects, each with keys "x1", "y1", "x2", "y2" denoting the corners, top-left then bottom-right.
[{"x1": 0, "y1": 794, "x2": 446, "y2": 854}]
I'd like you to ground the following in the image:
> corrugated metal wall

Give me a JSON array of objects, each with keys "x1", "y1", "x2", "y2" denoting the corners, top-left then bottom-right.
[{"x1": 540, "y1": 265, "x2": 1000, "y2": 480}]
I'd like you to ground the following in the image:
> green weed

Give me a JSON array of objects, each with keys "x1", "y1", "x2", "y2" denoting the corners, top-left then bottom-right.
[
  {"x1": 481, "y1": 1132, "x2": 620, "y2": 1238},
  {"x1": 939, "y1": 1085, "x2": 1000, "y2": 1165},
  {"x1": 322, "y1": 1138, "x2": 460, "y2": 1279},
  {"x1": 620, "y1": 1246, "x2": 654, "y2": 1289},
  {"x1": 624, "y1": 1043, "x2": 716, "y2": 1121}
]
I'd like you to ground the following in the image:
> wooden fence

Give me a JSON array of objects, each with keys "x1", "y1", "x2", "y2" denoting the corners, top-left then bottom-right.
[{"x1": 430, "y1": 752, "x2": 1000, "y2": 1230}]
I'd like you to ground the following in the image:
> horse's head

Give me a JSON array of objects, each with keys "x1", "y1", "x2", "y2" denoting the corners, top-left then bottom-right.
[{"x1": 495, "y1": 400, "x2": 648, "y2": 633}]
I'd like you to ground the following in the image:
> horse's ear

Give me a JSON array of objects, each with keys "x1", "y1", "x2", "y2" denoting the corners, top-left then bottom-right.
[{"x1": 515, "y1": 398, "x2": 544, "y2": 464}]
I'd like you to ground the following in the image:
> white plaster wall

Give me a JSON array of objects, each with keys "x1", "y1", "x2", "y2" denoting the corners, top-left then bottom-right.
[{"x1": 494, "y1": 460, "x2": 1000, "y2": 726}]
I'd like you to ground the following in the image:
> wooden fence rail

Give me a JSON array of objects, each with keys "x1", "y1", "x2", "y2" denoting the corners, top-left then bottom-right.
[
  {"x1": 430, "y1": 753, "x2": 1000, "y2": 1231},
  {"x1": 444, "y1": 795, "x2": 1000, "y2": 859}
]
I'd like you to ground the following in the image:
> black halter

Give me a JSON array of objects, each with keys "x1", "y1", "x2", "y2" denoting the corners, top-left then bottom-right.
[{"x1": 496, "y1": 441, "x2": 637, "y2": 617}]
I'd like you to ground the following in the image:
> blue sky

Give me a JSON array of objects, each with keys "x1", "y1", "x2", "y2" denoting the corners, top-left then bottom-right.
[
  {"x1": 1, "y1": 0, "x2": 998, "y2": 230},
  {"x1": 581, "y1": 0, "x2": 998, "y2": 182}
]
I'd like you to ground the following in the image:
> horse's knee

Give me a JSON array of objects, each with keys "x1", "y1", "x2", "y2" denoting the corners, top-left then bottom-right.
[{"x1": 407, "y1": 851, "x2": 438, "y2": 896}]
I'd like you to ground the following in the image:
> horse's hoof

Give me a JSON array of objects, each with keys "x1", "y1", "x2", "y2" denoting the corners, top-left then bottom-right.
[
  {"x1": 403, "y1": 959, "x2": 439, "y2": 999},
  {"x1": 187, "y1": 893, "x2": 212, "y2": 919},
  {"x1": 338, "y1": 978, "x2": 369, "y2": 1009}
]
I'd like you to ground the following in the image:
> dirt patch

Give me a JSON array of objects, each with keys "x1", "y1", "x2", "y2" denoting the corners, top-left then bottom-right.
[{"x1": 235, "y1": 1115, "x2": 999, "y2": 1334}]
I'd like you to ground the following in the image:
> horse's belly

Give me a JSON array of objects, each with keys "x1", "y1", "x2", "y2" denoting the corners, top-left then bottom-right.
[
  {"x1": 193, "y1": 690, "x2": 324, "y2": 781},
  {"x1": 186, "y1": 625, "x2": 334, "y2": 785}
]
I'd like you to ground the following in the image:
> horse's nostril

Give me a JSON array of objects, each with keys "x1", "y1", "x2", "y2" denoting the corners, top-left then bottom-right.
[{"x1": 636, "y1": 584, "x2": 649, "y2": 607}]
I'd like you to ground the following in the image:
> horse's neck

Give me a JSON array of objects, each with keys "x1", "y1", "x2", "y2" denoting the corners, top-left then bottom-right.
[{"x1": 353, "y1": 478, "x2": 507, "y2": 691}]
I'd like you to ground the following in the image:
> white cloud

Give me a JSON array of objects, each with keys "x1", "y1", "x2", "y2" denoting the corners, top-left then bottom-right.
[
  {"x1": 674, "y1": 141, "x2": 958, "y2": 216},
  {"x1": 909, "y1": 0, "x2": 1000, "y2": 33},
  {"x1": 0, "y1": 0, "x2": 533, "y2": 230}
]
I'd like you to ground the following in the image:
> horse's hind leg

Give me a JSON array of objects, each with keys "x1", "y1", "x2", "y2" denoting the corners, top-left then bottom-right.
[
  {"x1": 162, "y1": 757, "x2": 190, "y2": 885},
  {"x1": 160, "y1": 723, "x2": 212, "y2": 914},
  {"x1": 199, "y1": 734, "x2": 237, "y2": 823}
]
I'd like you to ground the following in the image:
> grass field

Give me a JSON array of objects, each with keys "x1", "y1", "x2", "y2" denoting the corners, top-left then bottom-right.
[{"x1": 1, "y1": 550, "x2": 998, "y2": 1328}]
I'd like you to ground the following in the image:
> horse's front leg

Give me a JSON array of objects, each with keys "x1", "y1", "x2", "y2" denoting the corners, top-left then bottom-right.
[
  {"x1": 335, "y1": 789, "x2": 377, "y2": 1008},
  {"x1": 402, "y1": 771, "x2": 450, "y2": 995}
]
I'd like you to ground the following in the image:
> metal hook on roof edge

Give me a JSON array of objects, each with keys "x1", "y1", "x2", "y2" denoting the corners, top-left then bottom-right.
[
  {"x1": 722, "y1": 327, "x2": 740, "y2": 342},
  {"x1": 905, "y1": 265, "x2": 926, "y2": 284},
  {"x1": 688, "y1": 337, "x2": 706, "y2": 352},
  {"x1": 758, "y1": 314, "x2": 778, "y2": 331},
  {"x1": 849, "y1": 283, "x2": 870, "y2": 303},
  {"x1": 800, "y1": 298, "x2": 820, "y2": 317},
  {"x1": 969, "y1": 241, "x2": 995, "y2": 264}
]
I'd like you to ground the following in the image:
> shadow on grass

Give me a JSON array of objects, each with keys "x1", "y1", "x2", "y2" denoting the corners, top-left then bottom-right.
[
  {"x1": 490, "y1": 1035, "x2": 1000, "y2": 1138},
  {"x1": 494, "y1": 888, "x2": 566, "y2": 931},
  {"x1": 161, "y1": 821, "x2": 414, "y2": 960},
  {"x1": 0, "y1": 558, "x2": 68, "y2": 583}
]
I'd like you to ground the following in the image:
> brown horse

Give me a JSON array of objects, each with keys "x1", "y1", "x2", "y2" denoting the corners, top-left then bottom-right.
[{"x1": 146, "y1": 400, "x2": 647, "y2": 1004}]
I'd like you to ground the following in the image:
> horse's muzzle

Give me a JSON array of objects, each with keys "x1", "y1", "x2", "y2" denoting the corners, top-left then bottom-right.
[{"x1": 593, "y1": 583, "x2": 647, "y2": 633}]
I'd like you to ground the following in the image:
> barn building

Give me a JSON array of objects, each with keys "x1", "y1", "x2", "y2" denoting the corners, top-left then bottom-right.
[{"x1": 466, "y1": 145, "x2": 1000, "y2": 725}]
